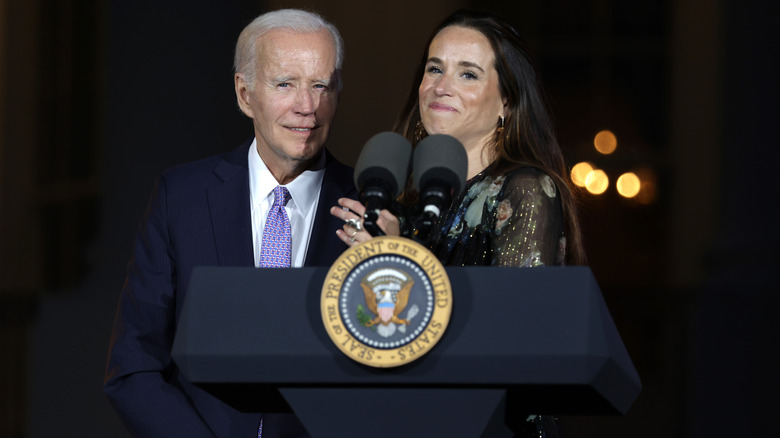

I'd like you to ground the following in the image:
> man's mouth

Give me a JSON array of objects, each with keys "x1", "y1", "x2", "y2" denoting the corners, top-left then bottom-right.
[{"x1": 288, "y1": 126, "x2": 316, "y2": 132}]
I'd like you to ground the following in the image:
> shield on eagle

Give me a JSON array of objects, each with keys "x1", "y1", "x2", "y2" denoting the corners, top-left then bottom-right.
[{"x1": 360, "y1": 268, "x2": 417, "y2": 338}]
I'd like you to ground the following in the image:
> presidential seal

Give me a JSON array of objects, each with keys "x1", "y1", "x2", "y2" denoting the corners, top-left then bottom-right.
[{"x1": 321, "y1": 235, "x2": 452, "y2": 367}]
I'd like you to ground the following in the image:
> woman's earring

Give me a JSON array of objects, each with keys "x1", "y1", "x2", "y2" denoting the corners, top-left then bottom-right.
[
  {"x1": 414, "y1": 120, "x2": 428, "y2": 143},
  {"x1": 496, "y1": 116, "x2": 505, "y2": 133}
]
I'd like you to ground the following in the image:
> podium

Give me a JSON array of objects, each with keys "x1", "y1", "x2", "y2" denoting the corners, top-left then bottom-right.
[{"x1": 172, "y1": 266, "x2": 640, "y2": 437}]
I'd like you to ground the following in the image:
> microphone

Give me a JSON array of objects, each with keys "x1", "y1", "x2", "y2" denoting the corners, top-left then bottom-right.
[
  {"x1": 354, "y1": 132, "x2": 412, "y2": 236},
  {"x1": 412, "y1": 134, "x2": 467, "y2": 236}
]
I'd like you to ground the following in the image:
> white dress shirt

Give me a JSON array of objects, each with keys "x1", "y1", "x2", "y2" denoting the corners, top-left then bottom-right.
[{"x1": 248, "y1": 138, "x2": 325, "y2": 267}]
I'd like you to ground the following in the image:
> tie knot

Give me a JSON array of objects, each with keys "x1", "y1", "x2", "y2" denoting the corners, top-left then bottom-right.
[{"x1": 272, "y1": 186, "x2": 291, "y2": 207}]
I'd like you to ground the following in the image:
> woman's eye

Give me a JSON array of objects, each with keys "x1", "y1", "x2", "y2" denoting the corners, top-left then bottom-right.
[
  {"x1": 426, "y1": 65, "x2": 442, "y2": 74},
  {"x1": 462, "y1": 71, "x2": 478, "y2": 80}
]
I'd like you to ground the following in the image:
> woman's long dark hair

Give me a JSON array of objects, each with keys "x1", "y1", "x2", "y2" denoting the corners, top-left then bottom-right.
[{"x1": 393, "y1": 8, "x2": 587, "y2": 265}]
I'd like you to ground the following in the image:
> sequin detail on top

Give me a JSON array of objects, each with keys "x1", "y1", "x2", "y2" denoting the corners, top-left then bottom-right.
[{"x1": 425, "y1": 167, "x2": 566, "y2": 268}]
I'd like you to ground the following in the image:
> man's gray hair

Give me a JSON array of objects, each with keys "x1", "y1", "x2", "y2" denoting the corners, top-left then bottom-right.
[{"x1": 234, "y1": 9, "x2": 344, "y2": 90}]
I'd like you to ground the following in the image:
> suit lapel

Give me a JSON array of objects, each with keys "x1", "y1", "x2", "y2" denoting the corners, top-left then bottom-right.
[
  {"x1": 205, "y1": 144, "x2": 355, "y2": 268},
  {"x1": 207, "y1": 141, "x2": 255, "y2": 267},
  {"x1": 305, "y1": 152, "x2": 357, "y2": 266}
]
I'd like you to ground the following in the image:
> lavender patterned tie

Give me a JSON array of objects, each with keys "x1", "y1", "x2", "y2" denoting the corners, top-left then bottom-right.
[{"x1": 259, "y1": 186, "x2": 292, "y2": 267}]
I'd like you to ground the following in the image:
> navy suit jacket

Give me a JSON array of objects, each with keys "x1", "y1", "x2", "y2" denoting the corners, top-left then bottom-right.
[{"x1": 105, "y1": 140, "x2": 357, "y2": 437}]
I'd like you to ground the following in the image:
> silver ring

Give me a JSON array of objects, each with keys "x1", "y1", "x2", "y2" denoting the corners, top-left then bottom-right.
[
  {"x1": 345, "y1": 217, "x2": 364, "y2": 232},
  {"x1": 350, "y1": 229, "x2": 357, "y2": 238},
  {"x1": 349, "y1": 237, "x2": 356, "y2": 243}
]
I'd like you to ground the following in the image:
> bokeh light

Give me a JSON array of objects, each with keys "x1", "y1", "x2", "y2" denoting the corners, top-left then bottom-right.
[
  {"x1": 594, "y1": 130, "x2": 617, "y2": 155},
  {"x1": 634, "y1": 168, "x2": 658, "y2": 204},
  {"x1": 570, "y1": 162, "x2": 594, "y2": 187},
  {"x1": 585, "y1": 169, "x2": 609, "y2": 195},
  {"x1": 617, "y1": 172, "x2": 641, "y2": 198}
]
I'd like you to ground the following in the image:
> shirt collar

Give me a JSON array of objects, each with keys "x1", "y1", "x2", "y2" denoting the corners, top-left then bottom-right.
[{"x1": 248, "y1": 138, "x2": 325, "y2": 216}]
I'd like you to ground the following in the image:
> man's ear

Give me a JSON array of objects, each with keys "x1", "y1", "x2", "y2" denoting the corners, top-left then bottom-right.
[{"x1": 234, "y1": 73, "x2": 253, "y2": 118}]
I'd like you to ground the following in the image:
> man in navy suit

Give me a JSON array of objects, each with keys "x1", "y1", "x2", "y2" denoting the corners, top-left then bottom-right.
[{"x1": 104, "y1": 9, "x2": 355, "y2": 437}]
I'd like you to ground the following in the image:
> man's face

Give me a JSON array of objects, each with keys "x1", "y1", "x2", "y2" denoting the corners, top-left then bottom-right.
[{"x1": 236, "y1": 28, "x2": 338, "y2": 179}]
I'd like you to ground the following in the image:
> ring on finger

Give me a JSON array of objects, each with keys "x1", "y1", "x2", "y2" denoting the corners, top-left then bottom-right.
[
  {"x1": 350, "y1": 229, "x2": 358, "y2": 238},
  {"x1": 345, "y1": 217, "x2": 364, "y2": 232}
]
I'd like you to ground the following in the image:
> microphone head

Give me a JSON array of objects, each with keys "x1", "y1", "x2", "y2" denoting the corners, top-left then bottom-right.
[
  {"x1": 412, "y1": 134, "x2": 468, "y2": 196},
  {"x1": 354, "y1": 132, "x2": 412, "y2": 198}
]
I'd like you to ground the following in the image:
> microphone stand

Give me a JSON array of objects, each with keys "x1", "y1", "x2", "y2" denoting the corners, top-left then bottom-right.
[
  {"x1": 412, "y1": 182, "x2": 450, "y2": 243},
  {"x1": 362, "y1": 210, "x2": 386, "y2": 236},
  {"x1": 411, "y1": 211, "x2": 436, "y2": 243},
  {"x1": 360, "y1": 185, "x2": 389, "y2": 237}
]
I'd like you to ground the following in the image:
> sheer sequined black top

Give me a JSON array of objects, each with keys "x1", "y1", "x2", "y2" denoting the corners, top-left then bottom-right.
[{"x1": 421, "y1": 165, "x2": 566, "y2": 268}]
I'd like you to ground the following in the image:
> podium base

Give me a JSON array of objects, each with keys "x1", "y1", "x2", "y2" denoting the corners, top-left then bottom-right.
[{"x1": 280, "y1": 388, "x2": 513, "y2": 438}]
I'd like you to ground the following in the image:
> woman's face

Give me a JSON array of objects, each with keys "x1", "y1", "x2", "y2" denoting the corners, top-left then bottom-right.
[{"x1": 418, "y1": 25, "x2": 506, "y2": 152}]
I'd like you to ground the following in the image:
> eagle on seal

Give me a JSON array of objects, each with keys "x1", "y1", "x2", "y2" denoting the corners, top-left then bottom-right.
[{"x1": 361, "y1": 276, "x2": 414, "y2": 328}]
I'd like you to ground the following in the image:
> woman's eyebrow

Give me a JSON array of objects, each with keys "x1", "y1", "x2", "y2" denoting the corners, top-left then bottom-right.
[{"x1": 426, "y1": 56, "x2": 485, "y2": 73}]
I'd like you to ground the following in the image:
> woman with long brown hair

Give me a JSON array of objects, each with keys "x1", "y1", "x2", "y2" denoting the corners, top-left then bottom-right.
[{"x1": 334, "y1": 8, "x2": 586, "y2": 268}]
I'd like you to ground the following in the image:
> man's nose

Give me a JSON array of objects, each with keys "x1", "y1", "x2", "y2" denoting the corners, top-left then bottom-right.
[{"x1": 294, "y1": 88, "x2": 316, "y2": 115}]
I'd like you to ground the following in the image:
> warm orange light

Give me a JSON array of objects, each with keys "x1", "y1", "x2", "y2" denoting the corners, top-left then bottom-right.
[
  {"x1": 570, "y1": 162, "x2": 594, "y2": 187},
  {"x1": 585, "y1": 169, "x2": 609, "y2": 195},
  {"x1": 617, "y1": 172, "x2": 641, "y2": 198},
  {"x1": 594, "y1": 130, "x2": 617, "y2": 155},
  {"x1": 636, "y1": 181, "x2": 657, "y2": 204},
  {"x1": 634, "y1": 168, "x2": 658, "y2": 204}
]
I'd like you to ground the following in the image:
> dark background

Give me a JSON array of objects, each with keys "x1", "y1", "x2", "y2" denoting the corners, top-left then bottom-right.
[{"x1": 1, "y1": 0, "x2": 777, "y2": 436}]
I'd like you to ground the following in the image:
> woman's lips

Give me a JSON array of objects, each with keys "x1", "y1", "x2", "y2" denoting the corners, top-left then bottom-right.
[{"x1": 428, "y1": 102, "x2": 457, "y2": 112}]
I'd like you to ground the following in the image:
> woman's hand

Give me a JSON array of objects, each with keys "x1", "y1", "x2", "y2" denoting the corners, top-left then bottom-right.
[{"x1": 330, "y1": 198, "x2": 400, "y2": 246}]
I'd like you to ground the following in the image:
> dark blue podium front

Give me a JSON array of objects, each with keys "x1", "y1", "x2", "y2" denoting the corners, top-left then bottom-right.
[{"x1": 172, "y1": 266, "x2": 641, "y2": 437}]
